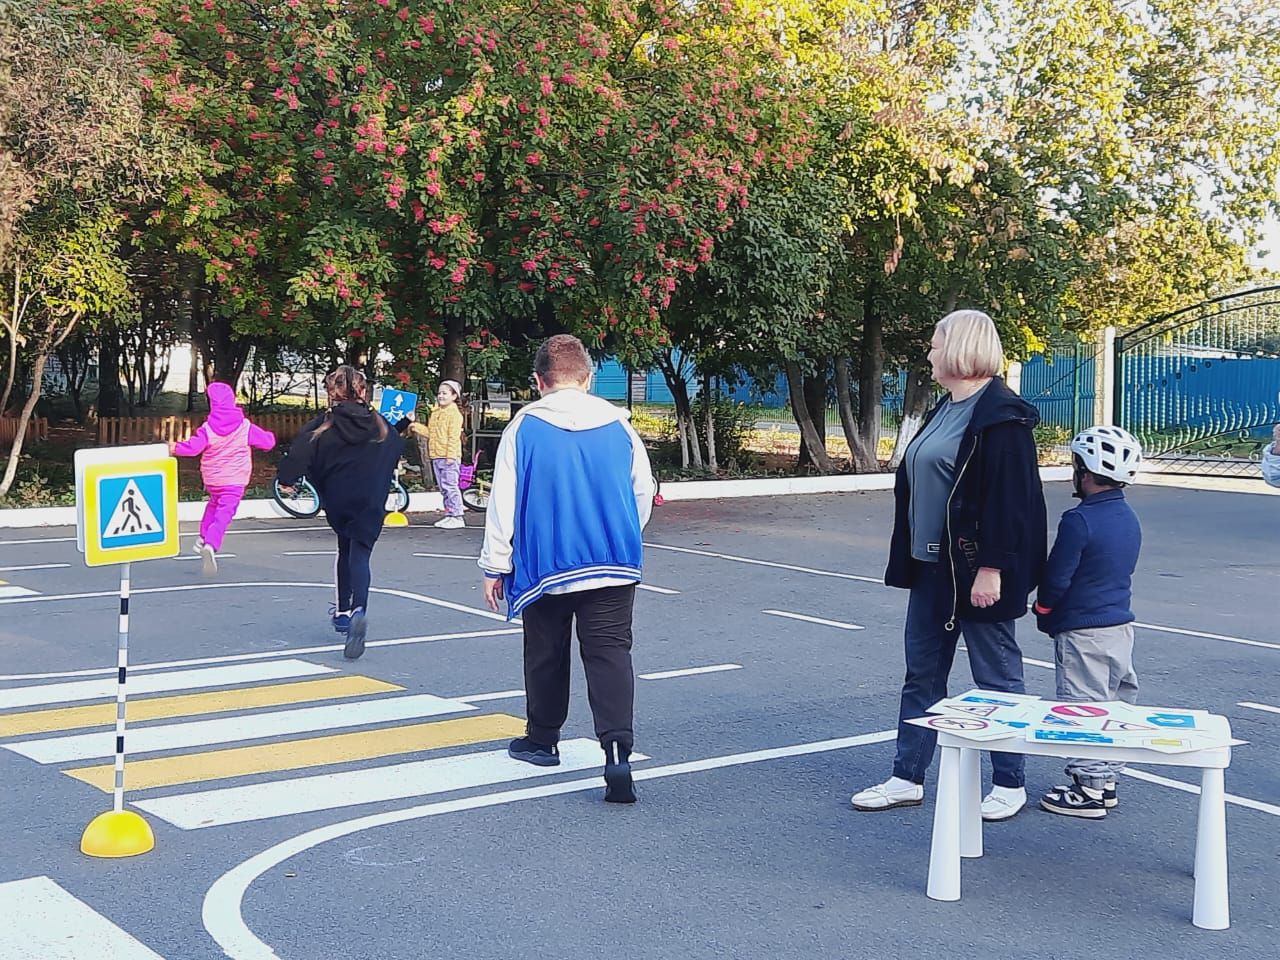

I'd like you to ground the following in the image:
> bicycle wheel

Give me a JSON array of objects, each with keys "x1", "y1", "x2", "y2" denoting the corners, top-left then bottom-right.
[
  {"x1": 386, "y1": 480, "x2": 410, "y2": 514},
  {"x1": 273, "y1": 477, "x2": 321, "y2": 518},
  {"x1": 461, "y1": 485, "x2": 489, "y2": 512}
]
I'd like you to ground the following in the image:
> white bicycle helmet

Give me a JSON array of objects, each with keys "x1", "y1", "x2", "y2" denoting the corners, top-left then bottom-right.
[{"x1": 1070, "y1": 425, "x2": 1142, "y2": 484}]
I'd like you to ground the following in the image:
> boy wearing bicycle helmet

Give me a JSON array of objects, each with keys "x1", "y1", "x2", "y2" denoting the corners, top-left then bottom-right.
[{"x1": 1033, "y1": 425, "x2": 1143, "y2": 819}]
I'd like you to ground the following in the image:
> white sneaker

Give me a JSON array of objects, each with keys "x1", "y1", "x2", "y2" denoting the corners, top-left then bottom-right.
[
  {"x1": 434, "y1": 516, "x2": 465, "y2": 529},
  {"x1": 851, "y1": 776, "x2": 924, "y2": 811},
  {"x1": 199, "y1": 542, "x2": 218, "y2": 577},
  {"x1": 191, "y1": 539, "x2": 205, "y2": 557},
  {"x1": 981, "y1": 786, "x2": 1026, "y2": 821}
]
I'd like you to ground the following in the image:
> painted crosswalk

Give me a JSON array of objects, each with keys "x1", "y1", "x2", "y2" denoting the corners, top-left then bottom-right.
[
  {"x1": 0, "y1": 876, "x2": 165, "y2": 959},
  {"x1": 0, "y1": 657, "x2": 634, "y2": 833}
]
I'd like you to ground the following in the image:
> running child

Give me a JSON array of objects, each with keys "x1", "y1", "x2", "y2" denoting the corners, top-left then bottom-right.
[
  {"x1": 1033, "y1": 425, "x2": 1143, "y2": 818},
  {"x1": 170, "y1": 382, "x2": 276, "y2": 575}
]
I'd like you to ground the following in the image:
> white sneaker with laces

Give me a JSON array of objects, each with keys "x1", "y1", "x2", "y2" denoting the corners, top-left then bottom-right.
[
  {"x1": 199, "y1": 542, "x2": 218, "y2": 577},
  {"x1": 851, "y1": 776, "x2": 924, "y2": 811},
  {"x1": 192, "y1": 539, "x2": 205, "y2": 557},
  {"x1": 435, "y1": 516, "x2": 465, "y2": 529},
  {"x1": 981, "y1": 785, "x2": 1026, "y2": 821}
]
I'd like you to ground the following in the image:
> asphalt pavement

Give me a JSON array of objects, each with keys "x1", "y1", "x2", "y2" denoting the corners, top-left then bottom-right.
[{"x1": 0, "y1": 483, "x2": 1277, "y2": 960}]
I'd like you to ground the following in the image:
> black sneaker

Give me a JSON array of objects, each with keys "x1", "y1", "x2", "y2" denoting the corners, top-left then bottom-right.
[
  {"x1": 508, "y1": 736, "x2": 560, "y2": 766},
  {"x1": 1040, "y1": 782, "x2": 1107, "y2": 819},
  {"x1": 343, "y1": 608, "x2": 367, "y2": 660},
  {"x1": 603, "y1": 740, "x2": 636, "y2": 804}
]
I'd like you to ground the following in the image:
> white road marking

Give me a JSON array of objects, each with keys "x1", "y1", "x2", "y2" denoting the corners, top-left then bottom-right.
[
  {"x1": 281, "y1": 552, "x2": 335, "y2": 557},
  {"x1": 455, "y1": 689, "x2": 525, "y2": 703},
  {"x1": 173, "y1": 554, "x2": 236, "y2": 562},
  {"x1": 202, "y1": 729, "x2": 897, "y2": 958},
  {"x1": 636, "y1": 583, "x2": 680, "y2": 595},
  {"x1": 644, "y1": 541, "x2": 884, "y2": 585},
  {"x1": 639, "y1": 664, "x2": 742, "y2": 681},
  {"x1": 0, "y1": 876, "x2": 166, "y2": 959},
  {"x1": 7, "y1": 693, "x2": 477, "y2": 764},
  {"x1": 1125, "y1": 768, "x2": 1280, "y2": 817},
  {"x1": 0, "y1": 536, "x2": 76, "y2": 546},
  {"x1": 0, "y1": 659, "x2": 333, "y2": 711},
  {"x1": 0, "y1": 629, "x2": 521, "y2": 682},
  {"x1": 0, "y1": 563, "x2": 69, "y2": 572},
  {"x1": 1238, "y1": 701, "x2": 1280, "y2": 717},
  {"x1": 142, "y1": 738, "x2": 624, "y2": 830},
  {"x1": 0, "y1": 579, "x2": 513, "y2": 625},
  {"x1": 763, "y1": 609, "x2": 864, "y2": 631},
  {"x1": 412, "y1": 552, "x2": 479, "y2": 561},
  {"x1": 959, "y1": 646, "x2": 1054, "y2": 672},
  {"x1": 0, "y1": 585, "x2": 38, "y2": 598}
]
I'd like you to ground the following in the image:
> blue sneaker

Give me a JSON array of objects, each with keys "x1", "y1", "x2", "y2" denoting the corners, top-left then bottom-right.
[
  {"x1": 328, "y1": 605, "x2": 351, "y2": 634},
  {"x1": 343, "y1": 608, "x2": 367, "y2": 660},
  {"x1": 507, "y1": 736, "x2": 560, "y2": 766}
]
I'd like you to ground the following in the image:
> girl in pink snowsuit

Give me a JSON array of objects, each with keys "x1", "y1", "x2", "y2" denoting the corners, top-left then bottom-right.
[{"x1": 170, "y1": 383, "x2": 276, "y2": 574}]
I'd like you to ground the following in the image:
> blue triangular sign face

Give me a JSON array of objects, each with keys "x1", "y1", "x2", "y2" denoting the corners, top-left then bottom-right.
[{"x1": 1041, "y1": 714, "x2": 1082, "y2": 727}]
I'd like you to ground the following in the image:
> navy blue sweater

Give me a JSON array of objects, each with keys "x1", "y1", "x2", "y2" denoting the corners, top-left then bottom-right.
[{"x1": 1034, "y1": 489, "x2": 1141, "y2": 636}]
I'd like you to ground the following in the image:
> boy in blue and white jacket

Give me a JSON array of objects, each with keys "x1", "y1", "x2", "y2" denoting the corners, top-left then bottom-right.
[{"x1": 480, "y1": 334, "x2": 655, "y2": 804}]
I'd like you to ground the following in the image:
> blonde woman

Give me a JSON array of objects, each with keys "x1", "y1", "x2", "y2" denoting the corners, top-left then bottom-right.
[{"x1": 852, "y1": 310, "x2": 1048, "y2": 821}]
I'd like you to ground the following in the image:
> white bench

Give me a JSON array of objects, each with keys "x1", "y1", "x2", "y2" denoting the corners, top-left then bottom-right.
[{"x1": 926, "y1": 729, "x2": 1233, "y2": 929}]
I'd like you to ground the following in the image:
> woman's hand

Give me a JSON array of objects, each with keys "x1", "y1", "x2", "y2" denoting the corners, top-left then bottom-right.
[
  {"x1": 167, "y1": 441, "x2": 177, "y2": 456},
  {"x1": 971, "y1": 567, "x2": 1002, "y2": 609}
]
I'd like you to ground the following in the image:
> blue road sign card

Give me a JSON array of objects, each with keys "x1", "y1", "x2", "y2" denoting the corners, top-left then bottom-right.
[
  {"x1": 98, "y1": 473, "x2": 167, "y2": 548},
  {"x1": 378, "y1": 388, "x2": 417, "y2": 425}
]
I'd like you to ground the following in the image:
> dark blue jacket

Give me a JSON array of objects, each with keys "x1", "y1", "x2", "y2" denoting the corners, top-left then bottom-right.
[
  {"x1": 1034, "y1": 489, "x2": 1141, "y2": 636},
  {"x1": 885, "y1": 377, "x2": 1048, "y2": 625}
]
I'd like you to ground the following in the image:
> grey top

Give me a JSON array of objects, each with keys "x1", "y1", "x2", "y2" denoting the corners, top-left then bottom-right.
[{"x1": 904, "y1": 384, "x2": 987, "y2": 562}]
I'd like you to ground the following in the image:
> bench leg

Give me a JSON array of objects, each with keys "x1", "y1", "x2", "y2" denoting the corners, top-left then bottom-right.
[
  {"x1": 959, "y1": 747, "x2": 983, "y2": 859},
  {"x1": 927, "y1": 745, "x2": 962, "y2": 901},
  {"x1": 1192, "y1": 767, "x2": 1229, "y2": 930}
]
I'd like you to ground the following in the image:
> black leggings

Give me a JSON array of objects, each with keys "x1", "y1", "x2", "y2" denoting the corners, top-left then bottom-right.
[{"x1": 335, "y1": 536, "x2": 374, "y2": 613}]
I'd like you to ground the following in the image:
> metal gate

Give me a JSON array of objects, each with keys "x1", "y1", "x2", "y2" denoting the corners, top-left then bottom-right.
[{"x1": 1115, "y1": 285, "x2": 1280, "y2": 476}]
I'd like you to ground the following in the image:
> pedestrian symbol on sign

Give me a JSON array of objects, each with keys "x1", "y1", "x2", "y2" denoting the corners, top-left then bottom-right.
[{"x1": 99, "y1": 475, "x2": 166, "y2": 548}]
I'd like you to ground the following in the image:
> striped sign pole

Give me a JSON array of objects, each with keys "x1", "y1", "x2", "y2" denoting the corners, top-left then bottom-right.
[
  {"x1": 111, "y1": 562, "x2": 131, "y2": 813},
  {"x1": 81, "y1": 562, "x2": 155, "y2": 857}
]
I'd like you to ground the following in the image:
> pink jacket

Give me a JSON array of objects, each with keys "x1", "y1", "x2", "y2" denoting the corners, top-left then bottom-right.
[{"x1": 174, "y1": 383, "x2": 276, "y2": 488}]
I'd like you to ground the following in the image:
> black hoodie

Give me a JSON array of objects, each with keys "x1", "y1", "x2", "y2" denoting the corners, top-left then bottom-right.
[
  {"x1": 884, "y1": 377, "x2": 1048, "y2": 625},
  {"x1": 277, "y1": 401, "x2": 407, "y2": 544}
]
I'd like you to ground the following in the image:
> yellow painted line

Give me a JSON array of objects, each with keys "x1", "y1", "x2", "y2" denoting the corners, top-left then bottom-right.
[
  {"x1": 0, "y1": 676, "x2": 402, "y2": 737},
  {"x1": 65, "y1": 713, "x2": 526, "y2": 792}
]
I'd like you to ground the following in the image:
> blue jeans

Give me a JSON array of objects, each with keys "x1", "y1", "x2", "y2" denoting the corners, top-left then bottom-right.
[{"x1": 892, "y1": 560, "x2": 1026, "y2": 788}]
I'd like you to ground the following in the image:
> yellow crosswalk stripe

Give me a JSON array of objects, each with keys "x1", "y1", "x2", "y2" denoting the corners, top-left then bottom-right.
[
  {"x1": 0, "y1": 676, "x2": 402, "y2": 737},
  {"x1": 65, "y1": 713, "x2": 526, "y2": 792}
]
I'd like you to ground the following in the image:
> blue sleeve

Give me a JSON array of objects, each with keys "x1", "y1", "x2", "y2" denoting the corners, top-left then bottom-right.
[{"x1": 1037, "y1": 511, "x2": 1087, "y2": 611}]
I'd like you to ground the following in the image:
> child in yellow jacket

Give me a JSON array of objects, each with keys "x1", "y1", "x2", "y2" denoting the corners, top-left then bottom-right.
[{"x1": 421, "y1": 380, "x2": 465, "y2": 528}]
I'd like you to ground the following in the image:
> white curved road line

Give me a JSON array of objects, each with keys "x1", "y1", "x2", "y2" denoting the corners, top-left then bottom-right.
[{"x1": 201, "y1": 729, "x2": 896, "y2": 960}]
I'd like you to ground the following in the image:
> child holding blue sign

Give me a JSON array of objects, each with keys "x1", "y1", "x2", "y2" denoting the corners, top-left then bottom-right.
[
  {"x1": 170, "y1": 383, "x2": 276, "y2": 575},
  {"x1": 1033, "y1": 425, "x2": 1144, "y2": 819},
  {"x1": 425, "y1": 380, "x2": 465, "y2": 529}
]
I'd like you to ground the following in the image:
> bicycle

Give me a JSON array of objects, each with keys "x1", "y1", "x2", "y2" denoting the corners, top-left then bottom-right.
[
  {"x1": 459, "y1": 451, "x2": 490, "y2": 512},
  {"x1": 272, "y1": 466, "x2": 411, "y2": 519}
]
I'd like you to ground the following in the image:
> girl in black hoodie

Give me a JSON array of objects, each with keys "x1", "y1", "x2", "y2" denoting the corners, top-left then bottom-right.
[{"x1": 277, "y1": 365, "x2": 408, "y2": 659}]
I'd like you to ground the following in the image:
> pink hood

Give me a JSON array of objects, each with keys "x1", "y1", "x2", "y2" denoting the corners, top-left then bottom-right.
[{"x1": 205, "y1": 382, "x2": 246, "y2": 434}]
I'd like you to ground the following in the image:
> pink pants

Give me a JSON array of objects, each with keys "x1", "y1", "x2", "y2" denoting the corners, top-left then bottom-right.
[{"x1": 200, "y1": 484, "x2": 246, "y2": 551}]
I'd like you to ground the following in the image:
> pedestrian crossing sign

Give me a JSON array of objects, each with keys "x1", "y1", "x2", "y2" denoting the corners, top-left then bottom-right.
[{"x1": 75, "y1": 445, "x2": 179, "y2": 567}]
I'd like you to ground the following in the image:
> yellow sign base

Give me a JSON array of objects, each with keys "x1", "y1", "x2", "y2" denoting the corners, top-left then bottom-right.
[
  {"x1": 384, "y1": 511, "x2": 410, "y2": 528},
  {"x1": 81, "y1": 810, "x2": 155, "y2": 858}
]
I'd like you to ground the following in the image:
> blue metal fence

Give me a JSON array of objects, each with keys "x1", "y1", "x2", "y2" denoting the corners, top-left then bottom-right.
[{"x1": 1020, "y1": 348, "x2": 1097, "y2": 434}]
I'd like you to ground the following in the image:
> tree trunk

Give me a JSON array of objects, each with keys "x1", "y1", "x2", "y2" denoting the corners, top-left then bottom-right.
[
  {"x1": 858, "y1": 292, "x2": 884, "y2": 460},
  {"x1": 658, "y1": 350, "x2": 700, "y2": 471},
  {"x1": 834, "y1": 356, "x2": 879, "y2": 472},
  {"x1": 702, "y1": 371, "x2": 717, "y2": 473},
  {"x1": 442, "y1": 315, "x2": 466, "y2": 384},
  {"x1": 784, "y1": 360, "x2": 834, "y2": 474},
  {"x1": 186, "y1": 341, "x2": 199, "y2": 412},
  {"x1": 888, "y1": 368, "x2": 934, "y2": 469},
  {"x1": 0, "y1": 351, "x2": 48, "y2": 498},
  {"x1": 97, "y1": 326, "x2": 122, "y2": 417},
  {"x1": 1, "y1": 262, "x2": 31, "y2": 417},
  {"x1": 796, "y1": 362, "x2": 828, "y2": 470}
]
